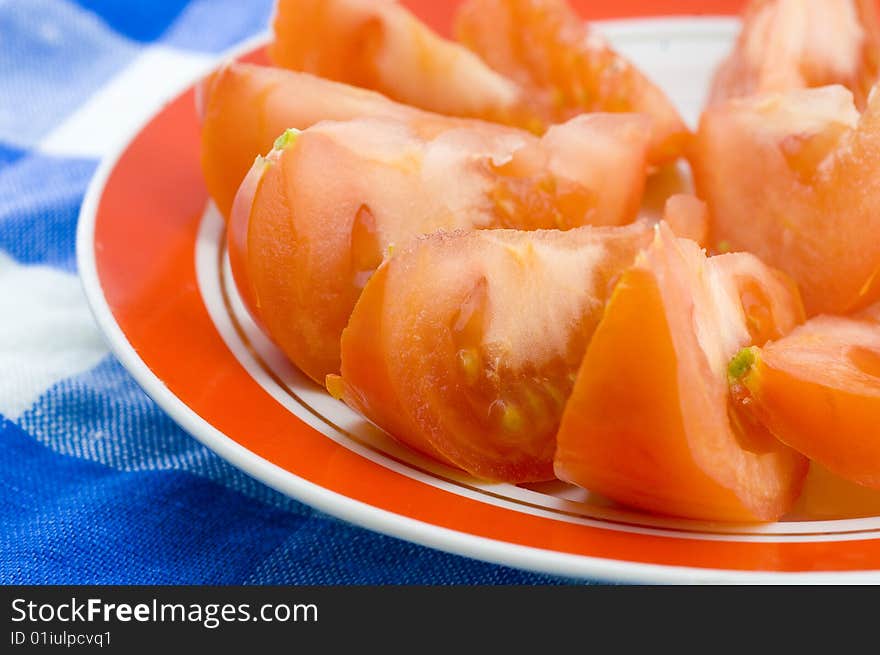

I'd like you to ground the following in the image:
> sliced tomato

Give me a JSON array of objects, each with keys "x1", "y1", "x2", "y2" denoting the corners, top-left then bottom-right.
[
  {"x1": 338, "y1": 223, "x2": 654, "y2": 482},
  {"x1": 200, "y1": 61, "x2": 653, "y2": 221},
  {"x1": 200, "y1": 62, "x2": 442, "y2": 218},
  {"x1": 792, "y1": 463, "x2": 880, "y2": 520},
  {"x1": 555, "y1": 224, "x2": 808, "y2": 521},
  {"x1": 453, "y1": 0, "x2": 689, "y2": 163},
  {"x1": 709, "y1": 0, "x2": 880, "y2": 109},
  {"x1": 229, "y1": 113, "x2": 651, "y2": 384},
  {"x1": 269, "y1": 0, "x2": 526, "y2": 125},
  {"x1": 729, "y1": 305, "x2": 880, "y2": 489},
  {"x1": 226, "y1": 153, "x2": 268, "y2": 327},
  {"x1": 660, "y1": 194, "x2": 709, "y2": 247},
  {"x1": 692, "y1": 84, "x2": 880, "y2": 316},
  {"x1": 269, "y1": 0, "x2": 686, "y2": 163}
]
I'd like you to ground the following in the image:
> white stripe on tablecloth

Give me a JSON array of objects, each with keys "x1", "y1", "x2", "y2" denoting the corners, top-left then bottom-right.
[
  {"x1": 37, "y1": 45, "x2": 215, "y2": 159},
  {"x1": 0, "y1": 252, "x2": 108, "y2": 418}
]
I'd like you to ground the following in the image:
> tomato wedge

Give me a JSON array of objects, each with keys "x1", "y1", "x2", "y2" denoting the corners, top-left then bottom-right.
[
  {"x1": 729, "y1": 304, "x2": 880, "y2": 489},
  {"x1": 692, "y1": 84, "x2": 880, "y2": 316},
  {"x1": 792, "y1": 462, "x2": 880, "y2": 520},
  {"x1": 660, "y1": 194, "x2": 708, "y2": 247},
  {"x1": 270, "y1": 0, "x2": 527, "y2": 126},
  {"x1": 337, "y1": 222, "x2": 655, "y2": 482},
  {"x1": 269, "y1": 0, "x2": 686, "y2": 164},
  {"x1": 709, "y1": 0, "x2": 880, "y2": 109},
  {"x1": 201, "y1": 63, "x2": 444, "y2": 218},
  {"x1": 229, "y1": 113, "x2": 651, "y2": 384},
  {"x1": 454, "y1": 0, "x2": 689, "y2": 164},
  {"x1": 555, "y1": 224, "x2": 807, "y2": 521}
]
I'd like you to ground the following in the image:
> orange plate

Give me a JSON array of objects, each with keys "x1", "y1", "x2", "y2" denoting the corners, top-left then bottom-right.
[{"x1": 77, "y1": 0, "x2": 880, "y2": 582}]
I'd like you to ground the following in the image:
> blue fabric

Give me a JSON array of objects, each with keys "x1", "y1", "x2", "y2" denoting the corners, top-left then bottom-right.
[
  {"x1": 71, "y1": 0, "x2": 195, "y2": 42},
  {"x1": 73, "y1": 0, "x2": 277, "y2": 52},
  {"x1": 0, "y1": 151, "x2": 96, "y2": 271},
  {"x1": 0, "y1": 143, "x2": 26, "y2": 167},
  {"x1": 0, "y1": 0, "x2": 566, "y2": 585},
  {"x1": 0, "y1": 0, "x2": 140, "y2": 148}
]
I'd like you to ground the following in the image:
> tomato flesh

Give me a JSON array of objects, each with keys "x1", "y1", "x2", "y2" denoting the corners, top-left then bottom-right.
[
  {"x1": 730, "y1": 305, "x2": 880, "y2": 489},
  {"x1": 792, "y1": 463, "x2": 880, "y2": 519},
  {"x1": 709, "y1": 0, "x2": 880, "y2": 110},
  {"x1": 454, "y1": 0, "x2": 689, "y2": 164},
  {"x1": 200, "y1": 62, "x2": 450, "y2": 218},
  {"x1": 270, "y1": 0, "x2": 525, "y2": 125},
  {"x1": 660, "y1": 194, "x2": 709, "y2": 247},
  {"x1": 692, "y1": 85, "x2": 880, "y2": 316},
  {"x1": 555, "y1": 224, "x2": 808, "y2": 521},
  {"x1": 229, "y1": 114, "x2": 651, "y2": 384},
  {"x1": 269, "y1": 0, "x2": 686, "y2": 164},
  {"x1": 339, "y1": 223, "x2": 654, "y2": 482}
]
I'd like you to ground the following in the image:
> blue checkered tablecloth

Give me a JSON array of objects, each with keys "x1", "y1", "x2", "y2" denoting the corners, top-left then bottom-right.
[{"x1": 0, "y1": 0, "x2": 565, "y2": 584}]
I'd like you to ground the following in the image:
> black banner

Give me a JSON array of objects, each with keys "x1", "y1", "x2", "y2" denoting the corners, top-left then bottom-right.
[{"x1": 0, "y1": 585, "x2": 872, "y2": 650}]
